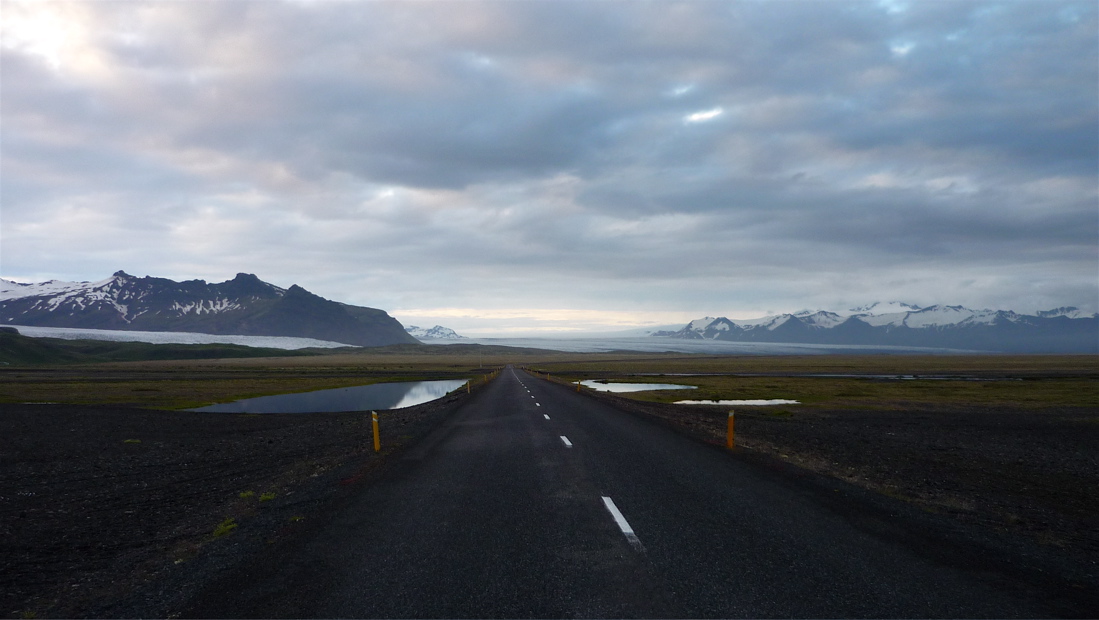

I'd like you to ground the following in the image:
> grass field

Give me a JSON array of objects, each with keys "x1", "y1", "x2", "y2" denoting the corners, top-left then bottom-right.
[
  {"x1": 0, "y1": 347, "x2": 571, "y2": 409},
  {"x1": 532, "y1": 354, "x2": 1099, "y2": 409},
  {"x1": 2, "y1": 348, "x2": 1095, "y2": 410}
]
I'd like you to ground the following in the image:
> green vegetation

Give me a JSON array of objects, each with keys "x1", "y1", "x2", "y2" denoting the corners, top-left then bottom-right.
[
  {"x1": 568, "y1": 373, "x2": 1097, "y2": 409},
  {"x1": 2, "y1": 340, "x2": 1095, "y2": 410},
  {"x1": 0, "y1": 362, "x2": 492, "y2": 409},
  {"x1": 541, "y1": 355, "x2": 1099, "y2": 409},
  {"x1": 0, "y1": 338, "x2": 533, "y2": 408},
  {"x1": 212, "y1": 518, "x2": 238, "y2": 538},
  {"x1": 259, "y1": 492, "x2": 276, "y2": 502},
  {"x1": 239, "y1": 491, "x2": 255, "y2": 499},
  {"x1": 122, "y1": 439, "x2": 141, "y2": 444}
]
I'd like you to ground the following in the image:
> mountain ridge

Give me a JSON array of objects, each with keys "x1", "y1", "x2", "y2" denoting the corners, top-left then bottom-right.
[
  {"x1": 405, "y1": 325, "x2": 465, "y2": 340},
  {"x1": 654, "y1": 303, "x2": 1097, "y2": 353},
  {"x1": 0, "y1": 271, "x2": 417, "y2": 347}
]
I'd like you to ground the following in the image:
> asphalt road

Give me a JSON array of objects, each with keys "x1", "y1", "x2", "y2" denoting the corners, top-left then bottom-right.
[{"x1": 183, "y1": 367, "x2": 1061, "y2": 618}]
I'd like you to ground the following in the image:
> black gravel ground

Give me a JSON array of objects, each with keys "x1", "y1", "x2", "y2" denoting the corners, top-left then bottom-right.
[
  {"x1": 1, "y1": 391, "x2": 468, "y2": 619},
  {"x1": 2, "y1": 383, "x2": 1097, "y2": 617},
  {"x1": 581, "y1": 389, "x2": 1099, "y2": 605}
]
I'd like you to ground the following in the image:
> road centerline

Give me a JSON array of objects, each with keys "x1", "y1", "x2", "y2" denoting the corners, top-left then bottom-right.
[
  {"x1": 602, "y1": 496, "x2": 645, "y2": 552},
  {"x1": 560, "y1": 435, "x2": 573, "y2": 447}
]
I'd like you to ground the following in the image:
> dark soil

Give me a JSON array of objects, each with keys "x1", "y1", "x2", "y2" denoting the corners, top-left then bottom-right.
[
  {"x1": 3, "y1": 378, "x2": 1097, "y2": 618},
  {"x1": 1, "y1": 391, "x2": 469, "y2": 619}
]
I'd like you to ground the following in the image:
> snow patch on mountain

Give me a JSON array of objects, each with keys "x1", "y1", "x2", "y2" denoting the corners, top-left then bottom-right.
[
  {"x1": 1, "y1": 278, "x2": 98, "y2": 300},
  {"x1": 660, "y1": 302, "x2": 1096, "y2": 353},
  {"x1": 686, "y1": 317, "x2": 720, "y2": 331},
  {"x1": 1, "y1": 271, "x2": 416, "y2": 347},
  {"x1": 1037, "y1": 306, "x2": 1090, "y2": 319},
  {"x1": 802, "y1": 311, "x2": 848, "y2": 328},
  {"x1": 405, "y1": 325, "x2": 465, "y2": 340},
  {"x1": 848, "y1": 301, "x2": 923, "y2": 315}
]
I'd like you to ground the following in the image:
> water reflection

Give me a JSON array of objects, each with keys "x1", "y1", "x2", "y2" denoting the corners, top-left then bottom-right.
[
  {"x1": 579, "y1": 380, "x2": 697, "y2": 393},
  {"x1": 190, "y1": 379, "x2": 467, "y2": 413}
]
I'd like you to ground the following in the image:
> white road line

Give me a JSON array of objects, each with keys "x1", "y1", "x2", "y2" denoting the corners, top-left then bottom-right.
[
  {"x1": 544, "y1": 414, "x2": 550, "y2": 419},
  {"x1": 560, "y1": 436, "x2": 572, "y2": 447},
  {"x1": 536, "y1": 403, "x2": 541, "y2": 407},
  {"x1": 602, "y1": 496, "x2": 645, "y2": 552}
]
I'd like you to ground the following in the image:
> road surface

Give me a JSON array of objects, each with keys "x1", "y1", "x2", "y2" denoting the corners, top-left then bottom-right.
[{"x1": 183, "y1": 366, "x2": 1062, "y2": 617}]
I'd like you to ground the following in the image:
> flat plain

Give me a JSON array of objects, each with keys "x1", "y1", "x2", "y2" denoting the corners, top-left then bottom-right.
[{"x1": 1, "y1": 350, "x2": 1096, "y2": 617}]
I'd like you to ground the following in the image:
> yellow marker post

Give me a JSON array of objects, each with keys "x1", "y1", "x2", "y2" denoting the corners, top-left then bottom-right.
[
  {"x1": 726, "y1": 410, "x2": 735, "y2": 449},
  {"x1": 467, "y1": 381, "x2": 471, "y2": 393},
  {"x1": 372, "y1": 411, "x2": 381, "y2": 452},
  {"x1": 576, "y1": 381, "x2": 581, "y2": 392}
]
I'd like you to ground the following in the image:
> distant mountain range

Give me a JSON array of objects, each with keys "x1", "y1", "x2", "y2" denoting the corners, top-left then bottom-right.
[
  {"x1": 0, "y1": 271, "x2": 417, "y2": 347},
  {"x1": 405, "y1": 325, "x2": 465, "y2": 340},
  {"x1": 654, "y1": 303, "x2": 1098, "y2": 353}
]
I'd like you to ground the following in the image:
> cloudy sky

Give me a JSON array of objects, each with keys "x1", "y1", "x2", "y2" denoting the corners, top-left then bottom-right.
[{"x1": 2, "y1": 0, "x2": 1096, "y2": 335}]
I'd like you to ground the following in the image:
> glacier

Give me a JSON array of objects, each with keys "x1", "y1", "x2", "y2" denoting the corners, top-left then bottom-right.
[{"x1": 6, "y1": 325, "x2": 354, "y2": 350}]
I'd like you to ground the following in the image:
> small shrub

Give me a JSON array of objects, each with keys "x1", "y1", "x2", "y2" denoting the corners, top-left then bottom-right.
[
  {"x1": 259, "y1": 492, "x2": 276, "y2": 502},
  {"x1": 239, "y1": 490, "x2": 255, "y2": 499},
  {"x1": 212, "y1": 518, "x2": 238, "y2": 538},
  {"x1": 123, "y1": 439, "x2": 141, "y2": 444},
  {"x1": 290, "y1": 515, "x2": 304, "y2": 522}
]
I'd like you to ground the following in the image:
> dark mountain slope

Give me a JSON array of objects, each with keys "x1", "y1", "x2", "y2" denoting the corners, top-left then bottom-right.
[{"x1": 1, "y1": 272, "x2": 417, "y2": 347}]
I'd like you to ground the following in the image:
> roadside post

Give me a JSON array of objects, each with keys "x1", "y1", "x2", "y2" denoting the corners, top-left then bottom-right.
[
  {"x1": 576, "y1": 380, "x2": 581, "y2": 392},
  {"x1": 726, "y1": 410, "x2": 735, "y2": 449},
  {"x1": 372, "y1": 411, "x2": 380, "y2": 452}
]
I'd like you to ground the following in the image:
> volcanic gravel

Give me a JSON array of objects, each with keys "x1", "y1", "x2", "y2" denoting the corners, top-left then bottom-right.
[
  {"x1": 584, "y1": 388, "x2": 1099, "y2": 607},
  {"x1": 1, "y1": 392, "x2": 466, "y2": 619},
  {"x1": 3, "y1": 382, "x2": 1097, "y2": 617}
]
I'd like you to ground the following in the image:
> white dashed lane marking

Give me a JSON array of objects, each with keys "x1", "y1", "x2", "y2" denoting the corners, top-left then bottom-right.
[
  {"x1": 560, "y1": 436, "x2": 572, "y2": 448},
  {"x1": 602, "y1": 496, "x2": 645, "y2": 552}
]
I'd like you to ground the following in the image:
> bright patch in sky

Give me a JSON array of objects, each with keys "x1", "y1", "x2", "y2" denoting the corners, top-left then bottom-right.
[
  {"x1": 890, "y1": 41, "x2": 915, "y2": 57},
  {"x1": 683, "y1": 108, "x2": 723, "y2": 123}
]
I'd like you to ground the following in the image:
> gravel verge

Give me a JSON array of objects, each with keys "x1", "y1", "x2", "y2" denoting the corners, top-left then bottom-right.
[{"x1": 1, "y1": 389, "x2": 472, "y2": 619}]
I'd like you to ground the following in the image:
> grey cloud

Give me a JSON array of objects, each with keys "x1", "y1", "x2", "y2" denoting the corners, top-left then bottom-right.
[{"x1": 2, "y1": 0, "x2": 1095, "y2": 323}]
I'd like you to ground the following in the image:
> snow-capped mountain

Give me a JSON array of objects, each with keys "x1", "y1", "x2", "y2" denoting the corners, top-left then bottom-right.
[
  {"x1": 1036, "y1": 307, "x2": 1093, "y2": 320},
  {"x1": 405, "y1": 325, "x2": 465, "y2": 340},
  {"x1": 1, "y1": 271, "x2": 417, "y2": 347},
  {"x1": 654, "y1": 303, "x2": 1097, "y2": 353}
]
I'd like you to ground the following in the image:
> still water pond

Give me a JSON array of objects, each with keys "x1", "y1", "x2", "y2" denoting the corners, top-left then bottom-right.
[
  {"x1": 190, "y1": 380, "x2": 467, "y2": 413},
  {"x1": 579, "y1": 380, "x2": 697, "y2": 393}
]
